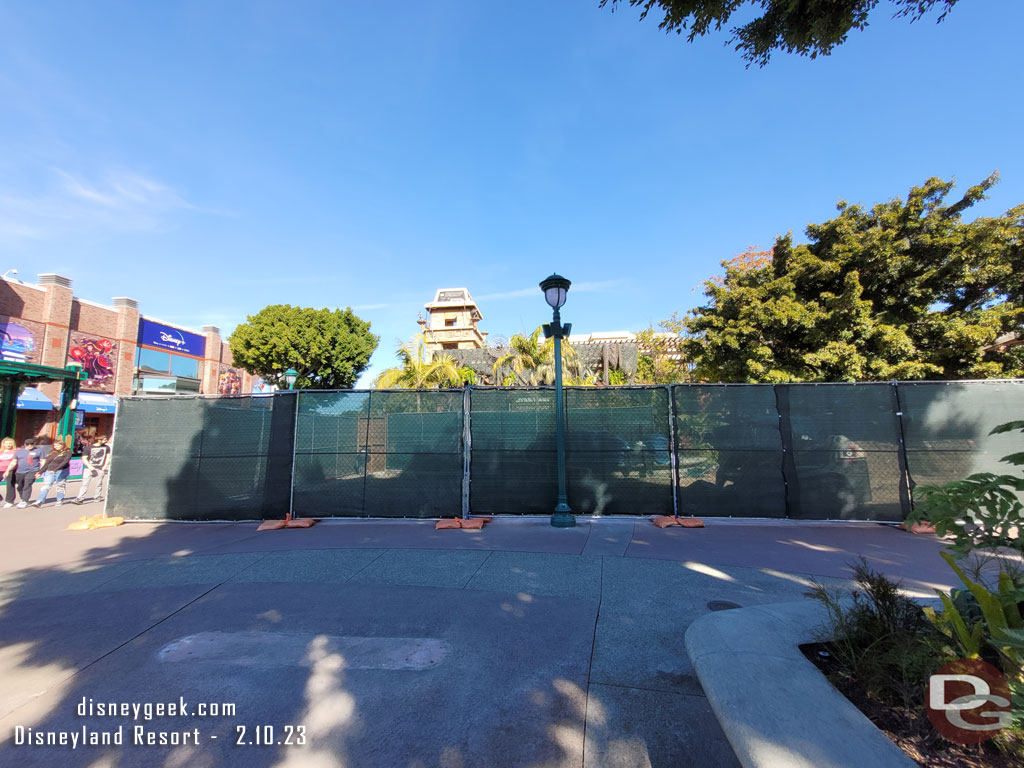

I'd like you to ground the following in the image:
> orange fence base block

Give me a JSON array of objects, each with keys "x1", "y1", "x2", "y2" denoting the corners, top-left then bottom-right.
[
  {"x1": 898, "y1": 521, "x2": 936, "y2": 535},
  {"x1": 67, "y1": 514, "x2": 125, "y2": 531},
  {"x1": 436, "y1": 517, "x2": 493, "y2": 530},
  {"x1": 258, "y1": 517, "x2": 319, "y2": 531},
  {"x1": 651, "y1": 516, "x2": 705, "y2": 529}
]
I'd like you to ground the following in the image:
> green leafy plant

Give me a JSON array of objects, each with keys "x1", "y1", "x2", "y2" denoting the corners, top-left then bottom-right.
[
  {"x1": 904, "y1": 419, "x2": 1024, "y2": 752},
  {"x1": 924, "y1": 552, "x2": 1024, "y2": 672},
  {"x1": 908, "y1": 420, "x2": 1024, "y2": 556}
]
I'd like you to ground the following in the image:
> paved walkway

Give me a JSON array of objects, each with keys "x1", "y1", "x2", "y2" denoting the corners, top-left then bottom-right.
[{"x1": 0, "y1": 505, "x2": 951, "y2": 767}]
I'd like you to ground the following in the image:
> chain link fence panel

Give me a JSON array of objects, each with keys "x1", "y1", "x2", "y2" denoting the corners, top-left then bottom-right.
[
  {"x1": 673, "y1": 385, "x2": 786, "y2": 518},
  {"x1": 898, "y1": 381, "x2": 1024, "y2": 502},
  {"x1": 107, "y1": 381, "x2": 1021, "y2": 521},
  {"x1": 778, "y1": 383, "x2": 907, "y2": 521},
  {"x1": 107, "y1": 395, "x2": 275, "y2": 520}
]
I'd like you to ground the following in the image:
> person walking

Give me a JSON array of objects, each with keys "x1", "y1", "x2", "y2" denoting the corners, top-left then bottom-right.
[
  {"x1": 32, "y1": 438, "x2": 73, "y2": 507},
  {"x1": 0, "y1": 437, "x2": 18, "y2": 508},
  {"x1": 73, "y1": 435, "x2": 111, "y2": 504},
  {"x1": 11, "y1": 438, "x2": 44, "y2": 508}
]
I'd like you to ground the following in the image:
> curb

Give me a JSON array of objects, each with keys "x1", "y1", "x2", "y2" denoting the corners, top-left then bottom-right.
[{"x1": 684, "y1": 600, "x2": 917, "y2": 768}]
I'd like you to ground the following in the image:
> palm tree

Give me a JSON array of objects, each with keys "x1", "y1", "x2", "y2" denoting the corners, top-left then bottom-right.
[
  {"x1": 492, "y1": 326, "x2": 585, "y2": 385},
  {"x1": 374, "y1": 335, "x2": 473, "y2": 389}
]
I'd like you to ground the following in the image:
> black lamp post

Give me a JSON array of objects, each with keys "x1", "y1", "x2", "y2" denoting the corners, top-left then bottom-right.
[{"x1": 540, "y1": 274, "x2": 575, "y2": 528}]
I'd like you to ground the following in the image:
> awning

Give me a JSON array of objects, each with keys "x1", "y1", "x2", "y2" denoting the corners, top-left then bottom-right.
[
  {"x1": 77, "y1": 392, "x2": 117, "y2": 414},
  {"x1": 16, "y1": 387, "x2": 55, "y2": 411}
]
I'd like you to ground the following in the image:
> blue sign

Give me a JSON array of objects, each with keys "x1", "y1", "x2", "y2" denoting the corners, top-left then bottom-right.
[{"x1": 138, "y1": 319, "x2": 206, "y2": 357}]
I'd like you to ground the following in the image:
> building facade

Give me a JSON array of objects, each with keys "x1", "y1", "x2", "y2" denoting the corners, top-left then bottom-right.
[
  {"x1": 0, "y1": 272, "x2": 257, "y2": 445},
  {"x1": 417, "y1": 288, "x2": 487, "y2": 356}
]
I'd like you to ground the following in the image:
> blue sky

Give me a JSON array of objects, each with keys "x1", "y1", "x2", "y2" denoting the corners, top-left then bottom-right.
[{"x1": 2, "y1": 0, "x2": 1021, "y2": 385}]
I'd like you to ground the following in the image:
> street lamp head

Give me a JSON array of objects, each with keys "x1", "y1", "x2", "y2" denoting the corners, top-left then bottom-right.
[
  {"x1": 540, "y1": 274, "x2": 571, "y2": 310},
  {"x1": 283, "y1": 368, "x2": 299, "y2": 389}
]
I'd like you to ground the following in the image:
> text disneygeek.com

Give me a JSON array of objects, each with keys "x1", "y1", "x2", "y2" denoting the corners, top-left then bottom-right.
[{"x1": 11, "y1": 697, "x2": 306, "y2": 749}]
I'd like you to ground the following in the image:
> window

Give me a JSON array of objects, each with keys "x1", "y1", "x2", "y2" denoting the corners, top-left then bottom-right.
[
  {"x1": 137, "y1": 347, "x2": 199, "y2": 378},
  {"x1": 441, "y1": 342, "x2": 458, "y2": 350},
  {"x1": 138, "y1": 348, "x2": 170, "y2": 373},
  {"x1": 139, "y1": 376, "x2": 176, "y2": 393},
  {"x1": 170, "y1": 355, "x2": 198, "y2": 379},
  {"x1": 445, "y1": 318, "x2": 457, "y2": 327}
]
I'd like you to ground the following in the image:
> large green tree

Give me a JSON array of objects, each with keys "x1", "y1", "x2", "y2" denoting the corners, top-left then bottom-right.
[
  {"x1": 683, "y1": 174, "x2": 1024, "y2": 382},
  {"x1": 229, "y1": 304, "x2": 378, "y2": 389},
  {"x1": 600, "y1": 0, "x2": 960, "y2": 66}
]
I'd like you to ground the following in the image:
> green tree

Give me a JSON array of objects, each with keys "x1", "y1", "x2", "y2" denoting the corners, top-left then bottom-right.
[
  {"x1": 600, "y1": 0, "x2": 960, "y2": 67},
  {"x1": 492, "y1": 326, "x2": 585, "y2": 385},
  {"x1": 636, "y1": 322, "x2": 691, "y2": 384},
  {"x1": 228, "y1": 304, "x2": 377, "y2": 389},
  {"x1": 374, "y1": 335, "x2": 476, "y2": 389},
  {"x1": 683, "y1": 174, "x2": 1024, "y2": 383}
]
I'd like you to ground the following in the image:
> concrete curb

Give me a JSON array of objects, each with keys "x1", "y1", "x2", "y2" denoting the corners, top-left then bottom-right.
[{"x1": 684, "y1": 600, "x2": 917, "y2": 768}]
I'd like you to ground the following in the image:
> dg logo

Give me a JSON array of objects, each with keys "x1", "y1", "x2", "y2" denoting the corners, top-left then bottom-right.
[{"x1": 928, "y1": 658, "x2": 1012, "y2": 744}]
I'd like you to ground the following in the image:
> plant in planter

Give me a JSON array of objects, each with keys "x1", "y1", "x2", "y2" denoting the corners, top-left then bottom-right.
[
  {"x1": 809, "y1": 559, "x2": 946, "y2": 713},
  {"x1": 905, "y1": 419, "x2": 1024, "y2": 757}
]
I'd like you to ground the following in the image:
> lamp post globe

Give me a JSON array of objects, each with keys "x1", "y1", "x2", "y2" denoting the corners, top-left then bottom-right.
[
  {"x1": 540, "y1": 273, "x2": 570, "y2": 309},
  {"x1": 539, "y1": 274, "x2": 575, "y2": 528},
  {"x1": 284, "y1": 368, "x2": 299, "y2": 390}
]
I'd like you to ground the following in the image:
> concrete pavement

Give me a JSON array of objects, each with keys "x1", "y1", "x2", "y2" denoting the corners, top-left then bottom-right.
[{"x1": 0, "y1": 505, "x2": 952, "y2": 767}]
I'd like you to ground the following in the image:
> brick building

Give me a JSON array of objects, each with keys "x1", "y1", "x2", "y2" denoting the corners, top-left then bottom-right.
[{"x1": 0, "y1": 272, "x2": 258, "y2": 446}]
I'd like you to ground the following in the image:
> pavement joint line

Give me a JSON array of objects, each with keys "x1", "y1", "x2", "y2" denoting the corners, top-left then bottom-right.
[
  {"x1": 580, "y1": 555, "x2": 604, "y2": 767},
  {"x1": 84, "y1": 557, "x2": 153, "y2": 593},
  {"x1": 221, "y1": 550, "x2": 278, "y2": 582},
  {"x1": 580, "y1": 519, "x2": 593, "y2": 555},
  {"x1": 462, "y1": 550, "x2": 494, "y2": 589},
  {"x1": 585, "y1": 679, "x2": 712, "y2": 699},
  {"x1": 344, "y1": 549, "x2": 389, "y2": 581}
]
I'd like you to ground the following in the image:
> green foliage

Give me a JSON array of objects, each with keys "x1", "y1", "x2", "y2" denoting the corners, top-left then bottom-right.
[
  {"x1": 228, "y1": 304, "x2": 377, "y2": 390},
  {"x1": 635, "y1": 324, "x2": 690, "y2": 384},
  {"x1": 908, "y1": 421, "x2": 1024, "y2": 556},
  {"x1": 904, "y1": 418, "x2": 1024, "y2": 744},
  {"x1": 683, "y1": 176, "x2": 1024, "y2": 382},
  {"x1": 492, "y1": 326, "x2": 582, "y2": 385},
  {"x1": 608, "y1": 368, "x2": 628, "y2": 386},
  {"x1": 374, "y1": 335, "x2": 470, "y2": 389},
  {"x1": 925, "y1": 552, "x2": 1024, "y2": 675},
  {"x1": 809, "y1": 559, "x2": 945, "y2": 710},
  {"x1": 600, "y1": 0, "x2": 960, "y2": 67}
]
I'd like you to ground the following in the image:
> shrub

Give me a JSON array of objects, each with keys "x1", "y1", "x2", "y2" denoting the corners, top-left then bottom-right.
[{"x1": 808, "y1": 559, "x2": 944, "y2": 711}]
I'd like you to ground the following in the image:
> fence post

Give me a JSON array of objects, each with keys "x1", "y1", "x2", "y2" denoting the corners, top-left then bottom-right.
[
  {"x1": 774, "y1": 384, "x2": 800, "y2": 519},
  {"x1": 892, "y1": 381, "x2": 913, "y2": 517},
  {"x1": 666, "y1": 384, "x2": 679, "y2": 517},
  {"x1": 462, "y1": 386, "x2": 472, "y2": 519},
  {"x1": 288, "y1": 391, "x2": 300, "y2": 518},
  {"x1": 360, "y1": 391, "x2": 372, "y2": 517},
  {"x1": 264, "y1": 390, "x2": 298, "y2": 519}
]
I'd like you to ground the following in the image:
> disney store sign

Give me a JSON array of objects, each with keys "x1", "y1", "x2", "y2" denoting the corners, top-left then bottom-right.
[{"x1": 137, "y1": 318, "x2": 206, "y2": 357}]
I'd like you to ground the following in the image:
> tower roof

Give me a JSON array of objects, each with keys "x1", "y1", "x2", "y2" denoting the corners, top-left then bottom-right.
[{"x1": 424, "y1": 288, "x2": 482, "y2": 321}]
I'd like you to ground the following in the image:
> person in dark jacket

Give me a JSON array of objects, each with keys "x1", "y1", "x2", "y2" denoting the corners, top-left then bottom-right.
[
  {"x1": 12, "y1": 438, "x2": 44, "y2": 507},
  {"x1": 32, "y1": 438, "x2": 73, "y2": 507},
  {"x1": 73, "y1": 435, "x2": 111, "y2": 504}
]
